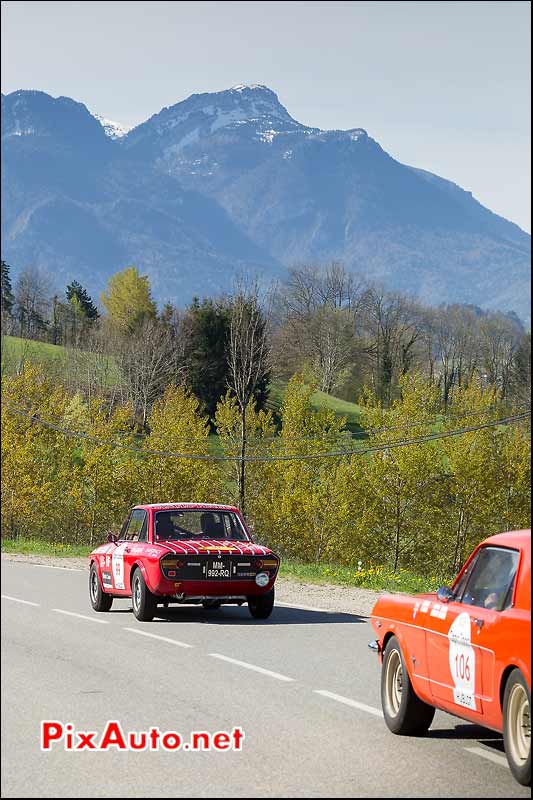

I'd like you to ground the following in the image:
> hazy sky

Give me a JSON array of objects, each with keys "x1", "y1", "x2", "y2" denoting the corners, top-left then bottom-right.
[{"x1": 1, "y1": 0, "x2": 531, "y2": 231}]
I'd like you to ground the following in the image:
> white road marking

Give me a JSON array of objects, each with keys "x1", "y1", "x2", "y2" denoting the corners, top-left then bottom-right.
[
  {"x1": 1, "y1": 594, "x2": 40, "y2": 607},
  {"x1": 276, "y1": 601, "x2": 333, "y2": 614},
  {"x1": 52, "y1": 609, "x2": 109, "y2": 624},
  {"x1": 28, "y1": 564, "x2": 84, "y2": 572},
  {"x1": 464, "y1": 746, "x2": 509, "y2": 769},
  {"x1": 209, "y1": 653, "x2": 295, "y2": 682},
  {"x1": 314, "y1": 689, "x2": 383, "y2": 717},
  {"x1": 123, "y1": 627, "x2": 193, "y2": 648}
]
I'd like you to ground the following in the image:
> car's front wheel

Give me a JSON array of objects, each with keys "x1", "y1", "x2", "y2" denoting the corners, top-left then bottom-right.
[
  {"x1": 248, "y1": 587, "x2": 274, "y2": 619},
  {"x1": 89, "y1": 563, "x2": 113, "y2": 612},
  {"x1": 381, "y1": 635, "x2": 435, "y2": 735},
  {"x1": 503, "y1": 668, "x2": 531, "y2": 786},
  {"x1": 131, "y1": 567, "x2": 157, "y2": 622}
]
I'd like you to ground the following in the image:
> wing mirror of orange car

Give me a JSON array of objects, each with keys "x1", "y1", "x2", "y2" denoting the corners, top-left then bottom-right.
[
  {"x1": 436, "y1": 585, "x2": 455, "y2": 603},
  {"x1": 107, "y1": 532, "x2": 118, "y2": 544}
]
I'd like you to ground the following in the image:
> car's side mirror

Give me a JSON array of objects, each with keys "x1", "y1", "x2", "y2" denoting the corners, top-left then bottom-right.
[
  {"x1": 107, "y1": 532, "x2": 118, "y2": 544},
  {"x1": 436, "y1": 585, "x2": 455, "y2": 603}
]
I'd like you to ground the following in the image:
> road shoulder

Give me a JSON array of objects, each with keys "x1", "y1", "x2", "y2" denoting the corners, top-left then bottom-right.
[{"x1": 1, "y1": 551, "x2": 385, "y2": 617}]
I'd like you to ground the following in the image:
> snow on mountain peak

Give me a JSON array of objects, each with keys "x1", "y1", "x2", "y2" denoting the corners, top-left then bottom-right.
[
  {"x1": 231, "y1": 84, "x2": 270, "y2": 92},
  {"x1": 93, "y1": 113, "x2": 130, "y2": 139}
]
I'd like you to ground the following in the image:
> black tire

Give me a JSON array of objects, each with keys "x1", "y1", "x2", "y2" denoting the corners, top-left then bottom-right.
[
  {"x1": 381, "y1": 635, "x2": 435, "y2": 735},
  {"x1": 202, "y1": 600, "x2": 221, "y2": 610},
  {"x1": 503, "y1": 668, "x2": 531, "y2": 786},
  {"x1": 131, "y1": 567, "x2": 157, "y2": 622},
  {"x1": 89, "y1": 563, "x2": 113, "y2": 612},
  {"x1": 248, "y1": 587, "x2": 275, "y2": 619}
]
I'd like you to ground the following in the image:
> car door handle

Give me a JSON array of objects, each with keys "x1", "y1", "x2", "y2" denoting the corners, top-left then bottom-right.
[{"x1": 472, "y1": 617, "x2": 484, "y2": 630}]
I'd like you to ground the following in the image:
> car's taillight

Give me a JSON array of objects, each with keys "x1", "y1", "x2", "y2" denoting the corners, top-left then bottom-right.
[{"x1": 161, "y1": 557, "x2": 185, "y2": 577}]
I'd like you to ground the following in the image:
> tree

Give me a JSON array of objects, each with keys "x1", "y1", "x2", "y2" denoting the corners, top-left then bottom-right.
[
  {"x1": 479, "y1": 312, "x2": 523, "y2": 398},
  {"x1": 100, "y1": 266, "x2": 157, "y2": 334},
  {"x1": 13, "y1": 266, "x2": 50, "y2": 340},
  {"x1": 66, "y1": 280, "x2": 99, "y2": 321},
  {"x1": 509, "y1": 333, "x2": 531, "y2": 404},
  {"x1": 442, "y1": 380, "x2": 504, "y2": 573},
  {"x1": 1, "y1": 260, "x2": 15, "y2": 333},
  {"x1": 67, "y1": 399, "x2": 140, "y2": 545},
  {"x1": 183, "y1": 298, "x2": 232, "y2": 419},
  {"x1": 215, "y1": 392, "x2": 275, "y2": 516},
  {"x1": 65, "y1": 280, "x2": 99, "y2": 344},
  {"x1": 250, "y1": 374, "x2": 348, "y2": 562},
  {"x1": 362, "y1": 287, "x2": 424, "y2": 406},
  {"x1": 116, "y1": 317, "x2": 187, "y2": 430},
  {"x1": 140, "y1": 385, "x2": 221, "y2": 503},
  {"x1": 227, "y1": 284, "x2": 271, "y2": 513},
  {"x1": 273, "y1": 263, "x2": 366, "y2": 395},
  {"x1": 1, "y1": 365, "x2": 73, "y2": 540},
  {"x1": 356, "y1": 374, "x2": 448, "y2": 572}
]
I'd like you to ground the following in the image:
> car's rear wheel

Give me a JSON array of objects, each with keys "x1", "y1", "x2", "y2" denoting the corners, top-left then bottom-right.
[
  {"x1": 503, "y1": 668, "x2": 531, "y2": 786},
  {"x1": 248, "y1": 587, "x2": 274, "y2": 619},
  {"x1": 131, "y1": 567, "x2": 157, "y2": 622},
  {"x1": 89, "y1": 563, "x2": 113, "y2": 612},
  {"x1": 202, "y1": 600, "x2": 221, "y2": 610},
  {"x1": 381, "y1": 635, "x2": 435, "y2": 735}
]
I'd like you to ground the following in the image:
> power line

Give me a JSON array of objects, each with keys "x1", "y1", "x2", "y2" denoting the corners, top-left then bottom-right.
[
  {"x1": 8, "y1": 396, "x2": 528, "y2": 445},
  {"x1": 4, "y1": 404, "x2": 530, "y2": 463}
]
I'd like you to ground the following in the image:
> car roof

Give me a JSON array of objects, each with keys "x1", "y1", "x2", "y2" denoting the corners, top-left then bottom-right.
[
  {"x1": 481, "y1": 529, "x2": 531, "y2": 549},
  {"x1": 133, "y1": 502, "x2": 240, "y2": 513}
]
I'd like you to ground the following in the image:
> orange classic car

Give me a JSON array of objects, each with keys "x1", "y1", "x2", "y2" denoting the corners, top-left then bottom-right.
[{"x1": 370, "y1": 529, "x2": 531, "y2": 786}]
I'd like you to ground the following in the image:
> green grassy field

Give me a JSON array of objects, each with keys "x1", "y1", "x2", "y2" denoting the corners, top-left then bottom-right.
[
  {"x1": 2, "y1": 335, "x2": 67, "y2": 366},
  {"x1": 1, "y1": 537, "x2": 446, "y2": 593},
  {"x1": 2, "y1": 335, "x2": 119, "y2": 385},
  {"x1": 266, "y1": 380, "x2": 363, "y2": 433},
  {"x1": 2, "y1": 336, "x2": 363, "y2": 433}
]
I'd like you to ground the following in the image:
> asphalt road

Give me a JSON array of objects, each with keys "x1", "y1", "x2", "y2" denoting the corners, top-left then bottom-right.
[{"x1": 1, "y1": 560, "x2": 529, "y2": 799}]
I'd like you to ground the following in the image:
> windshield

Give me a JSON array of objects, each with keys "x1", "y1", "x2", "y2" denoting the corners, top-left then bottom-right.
[{"x1": 154, "y1": 509, "x2": 249, "y2": 542}]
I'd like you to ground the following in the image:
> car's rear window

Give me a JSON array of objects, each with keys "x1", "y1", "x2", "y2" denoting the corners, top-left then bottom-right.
[{"x1": 154, "y1": 509, "x2": 249, "y2": 542}]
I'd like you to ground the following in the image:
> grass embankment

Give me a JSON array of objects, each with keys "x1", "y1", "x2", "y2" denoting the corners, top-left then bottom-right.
[
  {"x1": 1, "y1": 335, "x2": 119, "y2": 385},
  {"x1": 1, "y1": 538, "x2": 447, "y2": 593},
  {"x1": 2, "y1": 335, "x2": 67, "y2": 366},
  {"x1": 280, "y1": 559, "x2": 448, "y2": 594},
  {"x1": 1, "y1": 538, "x2": 91, "y2": 558},
  {"x1": 267, "y1": 381, "x2": 363, "y2": 434}
]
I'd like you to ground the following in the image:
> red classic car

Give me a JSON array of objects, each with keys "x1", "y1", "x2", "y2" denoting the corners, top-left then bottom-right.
[
  {"x1": 88, "y1": 503, "x2": 280, "y2": 622},
  {"x1": 370, "y1": 529, "x2": 531, "y2": 786}
]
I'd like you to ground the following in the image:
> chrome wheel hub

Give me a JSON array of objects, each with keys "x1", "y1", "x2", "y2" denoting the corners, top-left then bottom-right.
[
  {"x1": 385, "y1": 649, "x2": 403, "y2": 716},
  {"x1": 133, "y1": 577, "x2": 141, "y2": 611},
  {"x1": 507, "y1": 683, "x2": 531, "y2": 765},
  {"x1": 90, "y1": 571, "x2": 98, "y2": 602}
]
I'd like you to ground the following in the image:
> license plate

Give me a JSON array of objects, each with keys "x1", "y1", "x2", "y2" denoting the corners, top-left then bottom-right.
[{"x1": 206, "y1": 558, "x2": 231, "y2": 579}]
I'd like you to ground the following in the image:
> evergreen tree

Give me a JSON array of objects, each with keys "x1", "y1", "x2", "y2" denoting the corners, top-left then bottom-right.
[
  {"x1": 184, "y1": 298, "x2": 232, "y2": 419},
  {"x1": 66, "y1": 280, "x2": 99, "y2": 320},
  {"x1": 1, "y1": 260, "x2": 15, "y2": 330}
]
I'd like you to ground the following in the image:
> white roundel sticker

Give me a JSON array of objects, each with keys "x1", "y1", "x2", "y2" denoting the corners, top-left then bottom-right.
[{"x1": 448, "y1": 612, "x2": 476, "y2": 710}]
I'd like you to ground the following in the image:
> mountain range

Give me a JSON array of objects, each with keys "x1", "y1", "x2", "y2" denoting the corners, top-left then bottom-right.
[{"x1": 1, "y1": 85, "x2": 530, "y2": 320}]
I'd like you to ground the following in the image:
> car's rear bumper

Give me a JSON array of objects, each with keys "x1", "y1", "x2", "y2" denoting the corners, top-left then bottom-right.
[{"x1": 151, "y1": 575, "x2": 277, "y2": 598}]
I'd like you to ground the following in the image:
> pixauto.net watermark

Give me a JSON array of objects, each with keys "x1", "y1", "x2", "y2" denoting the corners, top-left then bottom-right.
[{"x1": 41, "y1": 721, "x2": 245, "y2": 752}]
